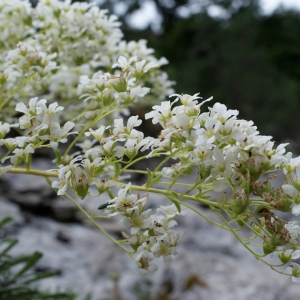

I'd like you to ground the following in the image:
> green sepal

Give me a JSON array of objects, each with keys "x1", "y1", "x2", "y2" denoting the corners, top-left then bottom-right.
[
  {"x1": 25, "y1": 153, "x2": 32, "y2": 170},
  {"x1": 54, "y1": 148, "x2": 62, "y2": 166},
  {"x1": 236, "y1": 213, "x2": 249, "y2": 227},
  {"x1": 114, "y1": 162, "x2": 120, "y2": 177},
  {"x1": 263, "y1": 242, "x2": 276, "y2": 255},
  {"x1": 150, "y1": 174, "x2": 162, "y2": 185},
  {"x1": 107, "y1": 189, "x2": 115, "y2": 199},
  {"x1": 75, "y1": 185, "x2": 89, "y2": 200},
  {"x1": 278, "y1": 251, "x2": 292, "y2": 264},
  {"x1": 146, "y1": 168, "x2": 152, "y2": 188},
  {"x1": 169, "y1": 192, "x2": 181, "y2": 213},
  {"x1": 148, "y1": 228, "x2": 155, "y2": 236}
]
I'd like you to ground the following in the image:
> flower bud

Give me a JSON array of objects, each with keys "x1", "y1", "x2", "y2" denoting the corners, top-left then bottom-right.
[
  {"x1": 108, "y1": 76, "x2": 127, "y2": 93},
  {"x1": 278, "y1": 251, "x2": 292, "y2": 264},
  {"x1": 94, "y1": 179, "x2": 110, "y2": 194},
  {"x1": 231, "y1": 189, "x2": 249, "y2": 215},
  {"x1": 263, "y1": 241, "x2": 277, "y2": 255},
  {"x1": 237, "y1": 213, "x2": 249, "y2": 227},
  {"x1": 71, "y1": 167, "x2": 89, "y2": 200}
]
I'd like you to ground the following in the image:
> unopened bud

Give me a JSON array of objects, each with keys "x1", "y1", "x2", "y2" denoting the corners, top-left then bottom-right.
[{"x1": 72, "y1": 167, "x2": 89, "y2": 200}]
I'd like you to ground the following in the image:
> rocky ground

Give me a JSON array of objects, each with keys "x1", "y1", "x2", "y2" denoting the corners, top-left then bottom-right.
[{"x1": 1, "y1": 159, "x2": 299, "y2": 300}]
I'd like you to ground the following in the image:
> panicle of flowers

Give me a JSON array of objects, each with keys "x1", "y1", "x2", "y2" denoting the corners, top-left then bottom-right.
[
  {"x1": 0, "y1": 0, "x2": 174, "y2": 124},
  {"x1": 103, "y1": 183, "x2": 184, "y2": 274},
  {"x1": 144, "y1": 92, "x2": 300, "y2": 279},
  {"x1": 145, "y1": 93, "x2": 289, "y2": 193},
  {"x1": 1, "y1": 41, "x2": 58, "y2": 121},
  {"x1": 0, "y1": 0, "x2": 33, "y2": 55},
  {"x1": 51, "y1": 154, "x2": 111, "y2": 199},
  {"x1": 4, "y1": 42, "x2": 57, "y2": 81},
  {"x1": 0, "y1": 98, "x2": 77, "y2": 168}
]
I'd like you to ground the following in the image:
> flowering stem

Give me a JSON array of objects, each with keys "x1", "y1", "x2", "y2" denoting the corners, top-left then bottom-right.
[
  {"x1": 8, "y1": 167, "x2": 57, "y2": 178},
  {"x1": 120, "y1": 154, "x2": 158, "y2": 172},
  {"x1": 214, "y1": 209, "x2": 265, "y2": 259},
  {"x1": 64, "y1": 193, "x2": 132, "y2": 254},
  {"x1": 112, "y1": 181, "x2": 226, "y2": 209},
  {"x1": 177, "y1": 199, "x2": 232, "y2": 231},
  {"x1": 63, "y1": 105, "x2": 122, "y2": 160}
]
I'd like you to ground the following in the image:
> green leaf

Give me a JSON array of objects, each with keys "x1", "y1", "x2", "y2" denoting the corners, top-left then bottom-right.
[
  {"x1": 150, "y1": 174, "x2": 162, "y2": 185},
  {"x1": 13, "y1": 252, "x2": 43, "y2": 279},
  {"x1": 22, "y1": 270, "x2": 54, "y2": 284},
  {"x1": 169, "y1": 193, "x2": 181, "y2": 213},
  {"x1": 146, "y1": 168, "x2": 152, "y2": 188},
  {"x1": 0, "y1": 216, "x2": 12, "y2": 228},
  {"x1": 55, "y1": 148, "x2": 62, "y2": 165},
  {"x1": 114, "y1": 162, "x2": 120, "y2": 177},
  {"x1": 0, "y1": 238, "x2": 18, "y2": 256}
]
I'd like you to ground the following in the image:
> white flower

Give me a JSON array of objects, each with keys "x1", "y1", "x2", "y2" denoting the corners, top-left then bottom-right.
[
  {"x1": 0, "y1": 122, "x2": 10, "y2": 138},
  {"x1": 15, "y1": 98, "x2": 47, "y2": 117},
  {"x1": 112, "y1": 56, "x2": 137, "y2": 70},
  {"x1": 120, "y1": 207, "x2": 152, "y2": 234},
  {"x1": 51, "y1": 157, "x2": 81, "y2": 196},
  {"x1": 283, "y1": 154, "x2": 300, "y2": 174},
  {"x1": 135, "y1": 59, "x2": 157, "y2": 73},
  {"x1": 209, "y1": 102, "x2": 238, "y2": 124},
  {"x1": 10, "y1": 144, "x2": 35, "y2": 165},
  {"x1": 282, "y1": 184, "x2": 300, "y2": 215},
  {"x1": 85, "y1": 125, "x2": 110, "y2": 142},
  {"x1": 40, "y1": 121, "x2": 76, "y2": 149},
  {"x1": 0, "y1": 165, "x2": 12, "y2": 178},
  {"x1": 157, "y1": 204, "x2": 185, "y2": 219},
  {"x1": 286, "y1": 263, "x2": 300, "y2": 283},
  {"x1": 113, "y1": 116, "x2": 142, "y2": 137},
  {"x1": 150, "y1": 233, "x2": 178, "y2": 263},
  {"x1": 145, "y1": 101, "x2": 174, "y2": 126},
  {"x1": 150, "y1": 215, "x2": 177, "y2": 236},
  {"x1": 285, "y1": 222, "x2": 300, "y2": 241},
  {"x1": 134, "y1": 249, "x2": 157, "y2": 275}
]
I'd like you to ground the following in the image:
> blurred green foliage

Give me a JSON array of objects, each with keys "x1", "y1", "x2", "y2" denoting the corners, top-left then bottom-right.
[{"x1": 0, "y1": 217, "x2": 89, "y2": 300}]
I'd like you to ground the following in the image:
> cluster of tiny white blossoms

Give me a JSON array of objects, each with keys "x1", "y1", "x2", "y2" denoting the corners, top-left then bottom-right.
[
  {"x1": 0, "y1": 0, "x2": 174, "y2": 120},
  {"x1": 0, "y1": 97, "x2": 76, "y2": 167},
  {"x1": 144, "y1": 93, "x2": 300, "y2": 278},
  {"x1": 105, "y1": 183, "x2": 184, "y2": 274},
  {"x1": 1, "y1": 0, "x2": 300, "y2": 281}
]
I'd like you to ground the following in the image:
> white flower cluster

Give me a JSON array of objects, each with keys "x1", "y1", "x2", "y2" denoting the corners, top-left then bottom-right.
[
  {"x1": 51, "y1": 115, "x2": 153, "y2": 197},
  {"x1": 0, "y1": 0, "x2": 33, "y2": 54},
  {"x1": 145, "y1": 93, "x2": 300, "y2": 273},
  {"x1": 1, "y1": 42, "x2": 58, "y2": 100},
  {"x1": 105, "y1": 183, "x2": 184, "y2": 274},
  {"x1": 145, "y1": 93, "x2": 287, "y2": 193},
  {"x1": 0, "y1": 97, "x2": 76, "y2": 169},
  {"x1": 0, "y1": 0, "x2": 174, "y2": 119},
  {"x1": 77, "y1": 56, "x2": 155, "y2": 113}
]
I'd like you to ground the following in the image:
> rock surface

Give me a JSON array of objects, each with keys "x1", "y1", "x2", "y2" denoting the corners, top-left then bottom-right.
[{"x1": 0, "y1": 161, "x2": 299, "y2": 300}]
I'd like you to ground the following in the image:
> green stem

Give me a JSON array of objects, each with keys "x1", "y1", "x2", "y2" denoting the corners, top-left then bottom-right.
[
  {"x1": 111, "y1": 181, "x2": 225, "y2": 208},
  {"x1": 63, "y1": 105, "x2": 122, "y2": 160},
  {"x1": 177, "y1": 199, "x2": 231, "y2": 231},
  {"x1": 214, "y1": 210, "x2": 266, "y2": 258},
  {"x1": 8, "y1": 167, "x2": 57, "y2": 177},
  {"x1": 121, "y1": 155, "x2": 154, "y2": 172},
  {"x1": 64, "y1": 193, "x2": 132, "y2": 254}
]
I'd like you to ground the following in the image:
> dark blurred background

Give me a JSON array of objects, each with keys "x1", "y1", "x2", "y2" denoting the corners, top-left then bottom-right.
[{"x1": 32, "y1": 0, "x2": 300, "y2": 150}]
